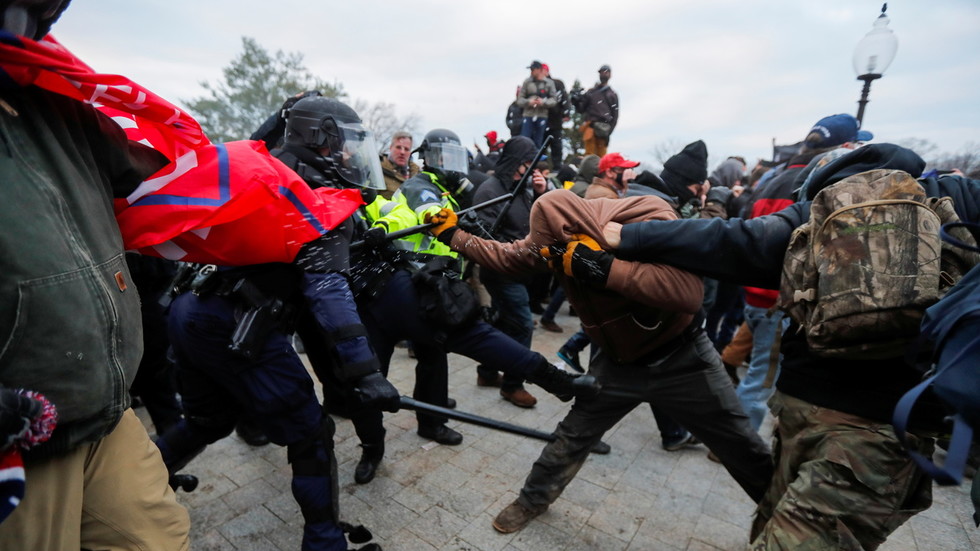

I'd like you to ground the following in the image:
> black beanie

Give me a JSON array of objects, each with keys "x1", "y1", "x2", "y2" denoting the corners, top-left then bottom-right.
[{"x1": 662, "y1": 140, "x2": 708, "y2": 185}]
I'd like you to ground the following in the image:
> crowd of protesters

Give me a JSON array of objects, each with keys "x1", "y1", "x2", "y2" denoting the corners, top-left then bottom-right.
[{"x1": 2, "y1": 5, "x2": 978, "y2": 549}]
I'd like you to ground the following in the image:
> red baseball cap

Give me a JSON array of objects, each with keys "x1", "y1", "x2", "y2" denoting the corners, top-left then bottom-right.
[
  {"x1": 541, "y1": 63, "x2": 550, "y2": 73},
  {"x1": 485, "y1": 130, "x2": 497, "y2": 143},
  {"x1": 598, "y1": 152, "x2": 639, "y2": 173}
]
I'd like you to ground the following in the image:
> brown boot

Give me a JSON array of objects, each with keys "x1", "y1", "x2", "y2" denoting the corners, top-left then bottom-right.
[
  {"x1": 492, "y1": 500, "x2": 543, "y2": 533},
  {"x1": 500, "y1": 387, "x2": 537, "y2": 408}
]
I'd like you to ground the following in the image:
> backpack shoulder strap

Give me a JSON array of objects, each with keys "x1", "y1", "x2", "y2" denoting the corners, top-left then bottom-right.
[{"x1": 893, "y1": 372, "x2": 975, "y2": 485}]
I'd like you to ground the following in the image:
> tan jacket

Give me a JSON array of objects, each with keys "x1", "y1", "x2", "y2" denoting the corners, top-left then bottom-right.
[
  {"x1": 380, "y1": 154, "x2": 419, "y2": 200},
  {"x1": 448, "y1": 189, "x2": 703, "y2": 362},
  {"x1": 584, "y1": 178, "x2": 623, "y2": 199}
]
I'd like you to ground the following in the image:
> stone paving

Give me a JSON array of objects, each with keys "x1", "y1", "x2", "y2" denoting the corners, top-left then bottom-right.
[{"x1": 140, "y1": 307, "x2": 980, "y2": 551}]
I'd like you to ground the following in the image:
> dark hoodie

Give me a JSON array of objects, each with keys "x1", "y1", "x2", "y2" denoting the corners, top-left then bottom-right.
[
  {"x1": 618, "y1": 144, "x2": 967, "y2": 429},
  {"x1": 471, "y1": 136, "x2": 540, "y2": 243},
  {"x1": 708, "y1": 158, "x2": 745, "y2": 189},
  {"x1": 492, "y1": 136, "x2": 537, "y2": 183}
]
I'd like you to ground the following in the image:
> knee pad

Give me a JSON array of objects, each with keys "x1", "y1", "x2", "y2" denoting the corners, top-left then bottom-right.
[{"x1": 287, "y1": 416, "x2": 339, "y2": 524}]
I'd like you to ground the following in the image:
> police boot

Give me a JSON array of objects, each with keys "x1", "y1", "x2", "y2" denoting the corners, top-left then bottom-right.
[
  {"x1": 235, "y1": 417, "x2": 270, "y2": 447},
  {"x1": 354, "y1": 443, "x2": 384, "y2": 485},
  {"x1": 526, "y1": 359, "x2": 600, "y2": 402}
]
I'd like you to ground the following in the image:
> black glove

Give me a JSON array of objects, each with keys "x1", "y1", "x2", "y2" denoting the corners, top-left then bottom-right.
[
  {"x1": 351, "y1": 372, "x2": 400, "y2": 413},
  {"x1": 361, "y1": 226, "x2": 389, "y2": 250},
  {"x1": 568, "y1": 243, "x2": 614, "y2": 286},
  {"x1": 542, "y1": 235, "x2": 614, "y2": 287},
  {"x1": 281, "y1": 90, "x2": 321, "y2": 114},
  {"x1": 0, "y1": 388, "x2": 42, "y2": 452},
  {"x1": 705, "y1": 186, "x2": 733, "y2": 207}
]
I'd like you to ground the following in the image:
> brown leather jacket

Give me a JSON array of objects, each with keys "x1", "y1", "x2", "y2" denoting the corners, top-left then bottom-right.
[{"x1": 448, "y1": 189, "x2": 703, "y2": 362}]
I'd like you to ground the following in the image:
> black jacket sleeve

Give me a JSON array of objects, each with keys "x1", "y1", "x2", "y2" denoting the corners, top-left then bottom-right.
[
  {"x1": 617, "y1": 202, "x2": 810, "y2": 289},
  {"x1": 920, "y1": 174, "x2": 980, "y2": 223}
]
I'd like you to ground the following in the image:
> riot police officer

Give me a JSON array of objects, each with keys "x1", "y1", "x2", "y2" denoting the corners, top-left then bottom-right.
[
  {"x1": 155, "y1": 95, "x2": 398, "y2": 551},
  {"x1": 306, "y1": 124, "x2": 600, "y2": 484}
]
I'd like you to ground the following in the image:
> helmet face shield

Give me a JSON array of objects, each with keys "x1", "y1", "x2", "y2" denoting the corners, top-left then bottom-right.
[
  {"x1": 334, "y1": 123, "x2": 385, "y2": 190},
  {"x1": 423, "y1": 142, "x2": 468, "y2": 175}
]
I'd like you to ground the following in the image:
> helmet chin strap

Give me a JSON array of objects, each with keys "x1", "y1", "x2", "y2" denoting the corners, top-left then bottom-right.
[{"x1": 359, "y1": 188, "x2": 377, "y2": 205}]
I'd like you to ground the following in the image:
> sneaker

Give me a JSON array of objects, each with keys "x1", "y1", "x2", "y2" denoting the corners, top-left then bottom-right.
[
  {"x1": 500, "y1": 387, "x2": 537, "y2": 408},
  {"x1": 662, "y1": 431, "x2": 700, "y2": 452},
  {"x1": 556, "y1": 346, "x2": 583, "y2": 373},
  {"x1": 492, "y1": 500, "x2": 543, "y2": 534},
  {"x1": 526, "y1": 360, "x2": 599, "y2": 402},
  {"x1": 540, "y1": 319, "x2": 564, "y2": 333}
]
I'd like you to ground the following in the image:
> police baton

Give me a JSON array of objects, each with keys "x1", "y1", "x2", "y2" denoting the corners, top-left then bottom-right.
[
  {"x1": 349, "y1": 193, "x2": 514, "y2": 251},
  {"x1": 398, "y1": 396, "x2": 611, "y2": 455}
]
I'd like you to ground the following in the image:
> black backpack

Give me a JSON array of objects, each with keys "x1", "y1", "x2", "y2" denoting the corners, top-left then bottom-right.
[
  {"x1": 893, "y1": 221, "x2": 980, "y2": 525},
  {"x1": 412, "y1": 256, "x2": 481, "y2": 330}
]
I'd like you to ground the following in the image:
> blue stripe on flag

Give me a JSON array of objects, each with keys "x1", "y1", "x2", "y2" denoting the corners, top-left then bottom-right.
[{"x1": 279, "y1": 186, "x2": 327, "y2": 235}]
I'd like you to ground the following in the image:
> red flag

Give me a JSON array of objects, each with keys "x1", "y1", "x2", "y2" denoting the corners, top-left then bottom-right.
[
  {"x1": 116, "y1": 140, "x2": 363, "y2": 265},
  {"x1": 0, "y1": 33, "x2": 207, "y2": 159},
  {"x1": 0, "y1": 33, "x2": 359, "y2": 264}
]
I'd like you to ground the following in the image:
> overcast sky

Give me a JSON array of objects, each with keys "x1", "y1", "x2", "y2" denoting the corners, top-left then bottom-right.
[{"x1": 53, "y1": 0, "x2": 979, "y2": 170}]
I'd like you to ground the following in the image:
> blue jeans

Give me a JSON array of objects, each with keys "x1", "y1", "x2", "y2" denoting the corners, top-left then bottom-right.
[
  {"x1": 520, "y1": 117, "x2": 548, "y2": 148},
  {"x1": 541, "y1": 286, "x2": 566, "y2": 323},
  {"x1": 562, "y1": 329, "x2": 591, "y2": 354},
  {"x1": 737, "y1": 304, "x2": 788, "y2": 430},
  {"x1": 651, "y1": 405, "x2": 687, "y2": 444},
  {"x1": 480, "y1": 269, "x2": 534, "y2": 390}
]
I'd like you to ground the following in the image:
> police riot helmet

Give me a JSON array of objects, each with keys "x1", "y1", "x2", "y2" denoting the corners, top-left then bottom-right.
[
  {"x1": 283, "y1": 96, "x2": 385, "y2": 191},
  {"x1": 414, "y1": 128, "x2": 472, "y2": 194},
  {"x1": 416, "y1": 128, "x2": 469, "y2": 177}
]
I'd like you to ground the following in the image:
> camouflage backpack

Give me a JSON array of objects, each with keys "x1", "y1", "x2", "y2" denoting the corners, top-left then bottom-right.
[{"x1": 777, "y1": 169, "x2": 979, "y2": 359}]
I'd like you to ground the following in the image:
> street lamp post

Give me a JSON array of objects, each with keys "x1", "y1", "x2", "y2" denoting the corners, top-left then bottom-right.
[{"x1": 852, "y1": 3, "x2": 898, "y2": 127}]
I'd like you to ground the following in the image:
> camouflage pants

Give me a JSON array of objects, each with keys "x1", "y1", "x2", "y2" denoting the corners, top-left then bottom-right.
[{"x1": 749, "y1": 391, "x2": 934, "y2": 551}]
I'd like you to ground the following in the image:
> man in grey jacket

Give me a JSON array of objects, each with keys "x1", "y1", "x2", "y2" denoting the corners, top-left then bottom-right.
[{"x1": 517, "y1": 60, "x2": 557, "y2": 148}]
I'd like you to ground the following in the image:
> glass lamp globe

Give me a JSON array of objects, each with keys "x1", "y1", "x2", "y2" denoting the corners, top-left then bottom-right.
[{"x1": 852, "y1": 4, "x2": 898, "y2": 77}]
